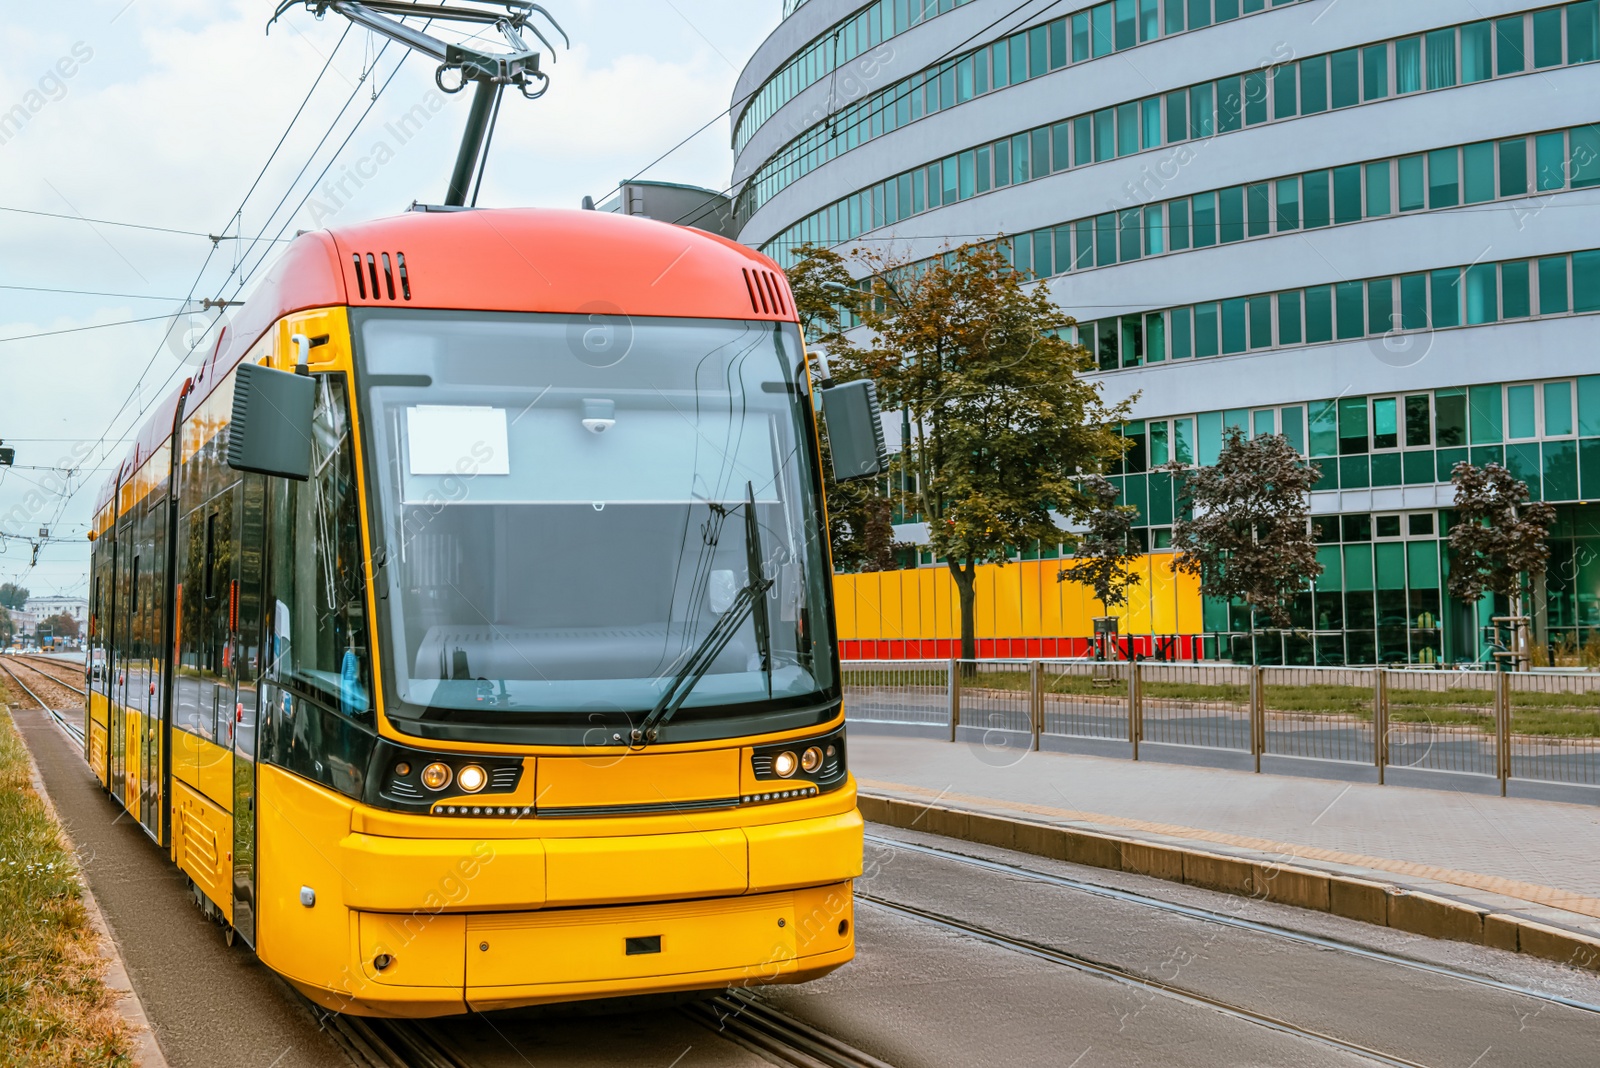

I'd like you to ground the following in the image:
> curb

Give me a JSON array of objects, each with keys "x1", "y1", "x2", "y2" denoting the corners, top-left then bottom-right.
[
  {"x1": 858, "y1": 792, "x2": 1600, "y2": 975},
  {"x1": 18, "y1": 714, "x2": 169, "y2": 1068}
]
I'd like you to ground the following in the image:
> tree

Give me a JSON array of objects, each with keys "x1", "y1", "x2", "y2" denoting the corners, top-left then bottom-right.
[
  {"x1": 1058, "y1": 474, "x2": 1142, "y2": 610},
  {"x1": 0, "y1": 583, "x2": 28, "y2": 610},
  {"x1": 840, "y1": 241, "x2": 1131, "y2": 659},
  {"x1": 40, "y1": 612, "x2": 79, "y2": 642},
  {"x1": 784, "y1": 244, "x2": 899, "y2": 572},
  {"x1": 1168, "y1": 427, "x2": 1322, "y2": 657},
  {"x1": 0, "y1": 610, "x2": 13, "y2": 648},
  {"x1": 1446, "y1": 460, "x2": 1556, "y2": 619}
]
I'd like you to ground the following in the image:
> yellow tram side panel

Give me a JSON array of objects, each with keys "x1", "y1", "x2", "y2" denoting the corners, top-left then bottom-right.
[
  {"x1": 87, "y1": 689, "x2": 109, "y2": 784},
  {"x1": 172, "y1": 779, "x2": 233, "y2": 925},
  {"x1": 256, "y1": 753, "x2": 862, "y2": 1017}
]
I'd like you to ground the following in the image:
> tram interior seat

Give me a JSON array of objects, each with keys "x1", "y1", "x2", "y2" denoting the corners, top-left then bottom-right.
[{"x1": 413, "y1": 624, "x2": 754, "y2": 682}]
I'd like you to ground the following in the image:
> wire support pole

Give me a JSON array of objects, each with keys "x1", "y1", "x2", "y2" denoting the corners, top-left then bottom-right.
[{"x1": 447, "y1": 77, "x2": 502, "y2": 206}]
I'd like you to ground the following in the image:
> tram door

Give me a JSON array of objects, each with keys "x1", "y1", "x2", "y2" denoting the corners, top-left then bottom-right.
[
  {"x1": 231, "y1": 477, "x2": 265, "y2": 947},
  {"x1": 110, "y1": 513, "x2": 134, "y2": 803}
]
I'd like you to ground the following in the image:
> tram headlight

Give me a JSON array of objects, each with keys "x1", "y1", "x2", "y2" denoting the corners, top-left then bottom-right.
[
  {"x1": 772, "y1": 751, "x2": 799, "y2": 778},
  {"x1": 800, "y1": 746, "x2": 824, "y2": 774},
  {"x1": 420, "y1": 762, "x2": 453, "y2": 791},
  {"x1": 457, "y1": 764, "x2": 488, "y2": 793}
]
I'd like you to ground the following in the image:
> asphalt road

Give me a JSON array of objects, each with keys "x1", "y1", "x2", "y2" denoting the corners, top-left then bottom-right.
[{"x1": 16, "y1": 702, "x2": 1600, "y2": 1067}]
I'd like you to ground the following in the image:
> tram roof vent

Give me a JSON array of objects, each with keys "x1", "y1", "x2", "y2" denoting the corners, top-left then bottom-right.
[
  {"x1": 741, "y1": 268, "x2": 789, "y2": 318},
  {"x1": 349, "y1": 251, "x2": 413, "y2": 302}
]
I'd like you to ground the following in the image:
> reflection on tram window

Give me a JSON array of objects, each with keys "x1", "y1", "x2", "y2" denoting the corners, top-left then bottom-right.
[
  {"x1": 356, "y1": 312, "x2": 838, "y2": 728},
  {"x1": 265, "y1": 375, "x2": 372, "y2": 719}
]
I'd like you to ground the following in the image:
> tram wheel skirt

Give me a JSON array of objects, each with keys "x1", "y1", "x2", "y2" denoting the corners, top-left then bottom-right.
[{"x1": 290, "y1": 881, "x2": 856, "y2": 1018}]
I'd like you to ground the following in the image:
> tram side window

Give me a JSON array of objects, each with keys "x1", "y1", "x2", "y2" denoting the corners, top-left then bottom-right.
[{"x1": 265, "y1": 375, "x2": 372, "y2": 719}]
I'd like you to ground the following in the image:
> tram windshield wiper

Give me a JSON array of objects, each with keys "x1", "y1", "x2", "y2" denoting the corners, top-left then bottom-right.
[{"x1": 632, "y1": 484, "x2": 772, "y2": 746}]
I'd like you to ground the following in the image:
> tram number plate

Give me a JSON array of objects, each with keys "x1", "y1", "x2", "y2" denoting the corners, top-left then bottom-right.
[{"x1": 624, "y1": 935, "x2": 662, "y2": 956}]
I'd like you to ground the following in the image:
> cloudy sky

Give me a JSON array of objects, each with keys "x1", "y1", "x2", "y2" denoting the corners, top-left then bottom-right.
[{"x1": 0, "y1": 0, "x2": 780, "y2": 602}]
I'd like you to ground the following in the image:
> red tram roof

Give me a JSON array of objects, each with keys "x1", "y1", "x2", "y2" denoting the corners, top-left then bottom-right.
[{"x1": 93, "y1": 208, "x2": 796, "y2": 518}]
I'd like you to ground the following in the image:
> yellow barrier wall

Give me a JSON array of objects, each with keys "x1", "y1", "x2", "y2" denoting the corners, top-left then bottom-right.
[{"x1": 833, "y1": 555, "x2": 1202, "y2": 657}]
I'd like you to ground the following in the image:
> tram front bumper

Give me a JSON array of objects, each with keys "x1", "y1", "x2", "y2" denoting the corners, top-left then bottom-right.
[
  {"x1": 262, "y1": 767, "x2": 863, "y2": 1017},
  {"x1": 299, "y1": 880, "x2": 856, "y2": 1016}
]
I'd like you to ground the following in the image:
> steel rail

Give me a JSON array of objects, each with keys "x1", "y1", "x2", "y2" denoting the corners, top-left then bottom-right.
[
  {"x1": 12, "y1": 654, "x2": 88, "y2": 697},
  {"x1": 855, "y1": 892, "x2": 1433, "y2": 1068},
  {"x1": 684, "y1": 989, "x2": 898, "y2": 1068},
  {"x1": 864, "y1": 832, "x2": 1600, "y2": 1015},
  {"x1": 0, "y1": 659, "x2": 84, "y2": 746}
]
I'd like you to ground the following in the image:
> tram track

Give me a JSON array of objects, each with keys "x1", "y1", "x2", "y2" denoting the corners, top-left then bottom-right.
[
  {"x1": 863, "y1": 832, "x2": 1600, "y2": 1017},
  {"x1": 319, "y1": 988, "x2": 899, "y2": 1068},
  {"x1": 0, "y1": 657, "x2": 84, "y2": 746},
  {"x1": 12, "y1": 653, "x2": 88, "y2": 696}
]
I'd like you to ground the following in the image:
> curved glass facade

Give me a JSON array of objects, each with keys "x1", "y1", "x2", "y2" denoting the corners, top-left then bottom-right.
[
  {"x1": 733, "y1": 0, "x2": 978, "y2": 157},
  {"x1": 758, "y1": 6, "x2": 1600, "y2": 263},
  {"x1": 736, "y1": 0, "x2": 1311, "y2": 228}
]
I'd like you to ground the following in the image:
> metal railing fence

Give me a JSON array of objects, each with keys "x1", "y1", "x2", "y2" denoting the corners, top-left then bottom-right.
[{"x1": 841, "y1": 659, "x2": 1600, "y2": 796}]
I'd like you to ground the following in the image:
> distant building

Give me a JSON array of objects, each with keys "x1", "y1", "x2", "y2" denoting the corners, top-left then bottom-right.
[
  {"x1": 590, "y1": 180, "x2": 737, "y2": 238},
  {"x1": 26, "y1": 596, "x2": 87, "y2": 626}
]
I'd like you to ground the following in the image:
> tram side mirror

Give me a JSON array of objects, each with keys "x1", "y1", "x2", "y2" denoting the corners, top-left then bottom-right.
[
  {"x1": 819, "y1": 378, "x2": 888, "y2": 482},
  {"x1": 227, "y1": 362, "x2": 316, "y2": 482}
]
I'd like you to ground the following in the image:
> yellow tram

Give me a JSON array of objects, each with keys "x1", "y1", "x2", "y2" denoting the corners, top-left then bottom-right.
[{"x1": 85, "y1": 207, "x2": 867, "y2": 1016}]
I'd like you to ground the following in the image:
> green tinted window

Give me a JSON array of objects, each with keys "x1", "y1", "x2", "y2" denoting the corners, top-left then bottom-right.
[
  {"x1": 1576, "y1": 250, "x2": 1600, "y2": 311},
  {"x1": 1273, "y1": 63, "x2": 1297, "y2": 118},
  {"x1": 1333, "y1": 165, "x2": 1362, "y2": 224},
  {"x1": 1398, "y1": 156, "x2": 1425, "y2": 211},
  {"x1": 1281, "y1": 406, "x2": 1306, "y2": 454},
  {"x1": 1305, "y1": 285, "x2": 1333, "y2": 343},
  {"x1": 1339, "y1": 396, "x2": 1369, "y2": 455},
  {"x1": 1247, "y1": 183, "x2": 1270, "y2": 236},
  {"x1": 1436, "y1": 390, "x2": 1467, "y2": 447},
  {"x1": 1572, "y1": 0, "x2": 1600, "y2": 63},
  {"x1": 1533, "y1": 9, "x2": 1564, "y2": 67},
  {"x1": 1248, "y1": 295, "x2": 1272, "y2": 349},
  {"x1": 1174, "y1": 417, "x2": 1195, "y2": 464},
  {"x1": 1336, "y1": 281, "x2": 1365, "y2": 339},
  {"x1": 1395, "y1": 37, "x2": 1422, "y2": 93},
  {"x1": 1573, "y1": 126, "x2": 1600, "y2": 188},
  {"x1": 1400, "y1": 274, "x2": 1428, "y2": 330},
  {"x1": 1309, "y1": 400, "x2": 1339, "y2": 457},
  {"x1": 1469, "y1": 385, "x2": 1503, "y2": 444},
  {"x1": 1461, "y1": 22, "x2": 1493, "y2": 82},
  {"x1": 1195, "y1": 302, "x2": 1219, "y2": 357},
  {"x1": 1462, "y1": 142, "x2": 1495, "y2": 203},
  {"x1": 1536, "y1": 132, "x2": 1566, "y2": 191},
  {"x1": 1540, "y1": 256, "x2": 1570, "y2": 314},
  {"x1": 1426, "y1": 29, "x2": 1457, "y2": 88},
  {"x1": 1171, "y1": 306, "x2": 1193, "y2": 358},
  {"x1": 1277, "y1": 291, "x2": 1303, "y2": 345},
  {"x1": 1219, "y1": 186, "x2": 1244, "y2": 242},
  {"x1": 1405, "y1": 395, "x2": 1432, "y2": 447},
  {"x1": 1464, "y1": 263, "x2": 1498, "y2": 324},
  {"x1": 1499, "y1": 138, "x2": 1528, "y2": 196},
  {"x1": 1303, "y1": 171, "x2": 1330, "y2": 228},
  {"x1": 1545, "y1": 381, "x2": 1574, "y2": 436},
  {"x1": 1221, "y1": 298, "x2": 1247, "y2": 354},
  {"x1": 1330, "y1": 49, "x2": 1359, "y2": 107},
  {"x1": 1502, "y1": 260, "x2": 1531, "y2": 318},
  {"x1": 1276, "y1": 178, "x2": 1300, "y2": 230},
  {"x1": 1428, "y1": 149, "x2": 1459, "y2": 208},
  {"x1": 1431, "y1": 269, "x2": 1461, "y2": 327},
  {"x1": 1192, "y1": 192, "x2": 1217, "y2": 247},
  {"x1": 1507, "y1": 385, "x2": 1537, "y2": 440},
  {"x1": 1300, "y1": 55, "x2": 1327, "y2": 113},
  {"x1": 1368, "y1": 278, "x2": 1394, "y2": 335},
  {"x1": 1496, "y1": 16, "x2": 1526, "y2": 74},
  {"x1": 1362, "y1": 43, "x2": 1389, "y2": 100},
  {"x1": 1365, "y1": 161, "x2": 1392, "y2": 216}
]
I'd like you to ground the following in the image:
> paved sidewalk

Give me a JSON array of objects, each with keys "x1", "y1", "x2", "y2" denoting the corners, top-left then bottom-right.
[{"x1": 849, "y1": 732, "x2": 1600, "y2": 939}]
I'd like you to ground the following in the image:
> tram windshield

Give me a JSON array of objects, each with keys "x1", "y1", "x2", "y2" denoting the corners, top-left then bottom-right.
[{"x1": 354, "y1": 310, "x2": 838, "y2": 736}]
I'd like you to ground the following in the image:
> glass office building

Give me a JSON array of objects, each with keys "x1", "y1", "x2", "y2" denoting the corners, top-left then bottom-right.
[{"x1": 732, "y1": 0, "x2": 1600, "y2": 664}]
